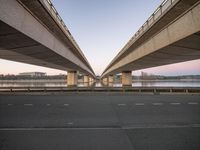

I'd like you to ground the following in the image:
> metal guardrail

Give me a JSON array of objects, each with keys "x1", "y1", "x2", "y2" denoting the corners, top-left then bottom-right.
[
  {"x1": 102, "y1": 0, "x2": 179, "y2": 76},
  {"x1": 40, "y1": 0, "x2": 88, "y2": 64},
  {"x1": 117, "y1": 0, "x2": 178, "y2": 57},
  {"x1": 0, "y1": 87, "x2": 200, "y2": 94},
  {"x1": 43, "y1": 0, "x2": 177, "y2": 58},
  {"x1": 42, "y1": 0, "x2": 178, "y2": 68}
]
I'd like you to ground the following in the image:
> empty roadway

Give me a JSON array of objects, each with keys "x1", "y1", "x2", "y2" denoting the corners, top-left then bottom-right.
[{"x1": 0, "y1": 93, "x2": 199, "y2": 150}]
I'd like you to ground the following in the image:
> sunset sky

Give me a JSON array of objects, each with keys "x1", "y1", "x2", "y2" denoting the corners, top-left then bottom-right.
[{"x1": 0, "y1": 0, "x2": 200, "y2": 76}]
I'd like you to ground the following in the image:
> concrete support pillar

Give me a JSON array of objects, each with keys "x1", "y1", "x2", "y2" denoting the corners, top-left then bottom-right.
[
  {"x1": 89, "y1": 77, "x2": 93, "y2": 83},
  {"x1": 122, "y1": 71, "x2": 132, "y2": 87},
  {"x1": 89, "y1": 77, "x2": 93, "y2": 86},
  {"x1": 102, "y1": 77, "x2": 108, "y2": 86},
  {"x1": 83, "y1": 75, "x2": 89, "y2": 87},
  {"x1": 108, "y1": 75, "x2": 114, "y2": 83},
  {"x1": 108, "y1": 75, "x2": 114, "y2": 87},
  {"x1": 67, "y1": 71, "x2": 77, "y2": 87},
  {"x1": 83, "y1": 75, "x2": 89, "y2": 83}
]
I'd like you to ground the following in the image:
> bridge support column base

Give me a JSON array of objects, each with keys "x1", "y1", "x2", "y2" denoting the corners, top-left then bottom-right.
[
  {"x1": 122, "y1": 71, "x2": 132, "y2": 87},
  {"x1": 102, "y1": 78, "x2": 108, "y2": 86},
  {"x1": 89, "y1": 77, "x2": 94, "y2": 86},
  {"x1": 83, "y1": 75, "x2": 89, "y2": 87},
  {"x1": 83, "y1": 75, "x2": 89, "y2": 83},
  {"x1": 67, "y1": 71, "x2": 77, "y2": 87},
  {"x1": 108, "y1": 75, "x2": 114, "y2": 87}
]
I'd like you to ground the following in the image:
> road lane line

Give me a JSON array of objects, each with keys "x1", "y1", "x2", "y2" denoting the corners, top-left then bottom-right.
[
  {"x1": 188, "y1": 102, "x2": 198, "y2": 105},
  {"x1": 64, "y1": 104, "x2": 69, "y2": 106},
  {"x1": 152, "y1": 103, "x2": 163, "y2": 106},
  {"x1": 7, "y1": 104, "x2": 13, "y2": 106},
  {"x1": 123, "y1": 124, "x2": 200, "y2": 129},
  {"x1": 170, "y1": 103, "x2": 180, "y2": 105},
  {"x1": 117, "y1": 104, "x2": 126, "y2": 106},
  {"x1": 67, "y1": 122, "x2": 74, "y2": 125},
  {"x1": 1, "y1": 124, "x2": 200, "y2": 131},
  {"x1": 46, "y1": 104, "x2": 51, "y2": 106},
  {"x1": 0, "y1": 127, "x2": 121, "y2": 131},
  {"x1": 135, "y1": 103, "x2": 144, "y2": 106},
  {"x1": 24, "y1": 104, "x2": 33, "y2": 106}
]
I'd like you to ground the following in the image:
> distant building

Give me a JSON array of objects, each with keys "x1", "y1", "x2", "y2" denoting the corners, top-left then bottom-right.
[{"x1": 19, "y1": 72, "x2": 46, "y2": 77}]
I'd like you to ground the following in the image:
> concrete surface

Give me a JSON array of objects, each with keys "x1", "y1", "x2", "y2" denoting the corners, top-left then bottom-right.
[
  {"x1": 67, "y1": 71, "x2": 77, "y2": 87},
  {"x1": 0, "y1": 0, "x2": 94, "y2": 76},
  {"x1": 102, "y1": 0, "x2": 200, "y2": 77},
  {"x1": 0, "y1": 94, "x2": 199, "y2": 150},
  {"x1": 122, "y1": 71, "x2": 132, "y2": 86}
]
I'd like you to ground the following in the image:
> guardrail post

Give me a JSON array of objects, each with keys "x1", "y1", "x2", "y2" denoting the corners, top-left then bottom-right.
[{"x1": 153, "y1": 88, "x2": 157, "y2": 94}]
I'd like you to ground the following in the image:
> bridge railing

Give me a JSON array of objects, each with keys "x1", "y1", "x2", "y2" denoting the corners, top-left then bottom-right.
[
  {"x1": 40, "y1": 0, "x2": 87, "y2": 61},
  {"x1": 116, "y1": 0, "x2": 178, "y2": 57}
]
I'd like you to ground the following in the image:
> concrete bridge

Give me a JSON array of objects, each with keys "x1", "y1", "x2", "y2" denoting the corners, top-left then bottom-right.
[
  {"x1": 101, "y1": 0, "x2": 200, "y2": 86},
  {"x1": 0, "y1": 0, "x2": 95, "y2": 86},
  {"x1": 1, "y1": 0, "x2": 200, "y2": 87}
]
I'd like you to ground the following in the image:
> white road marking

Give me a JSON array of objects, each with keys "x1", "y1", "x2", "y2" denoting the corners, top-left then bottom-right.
[
  {"x1": 170, "y1": 103, "x2": 180, "y2": 105},
  {"x1": 64, "y1": 104, "x2": 69, "y2": 106},
  {"x1": 7, "y1": 104, "x2": 13, "y2": 106},
  {"x1": 46, "y1": 104, "x2": 51, "y2": 106},
  {"x1": 67, "y1": 122, "x2": 74, "y2": 125},
  {"x1": 152, "y1": 103, "x2": 163, "y2": 105},
  {"x1": 0, "y1": 127, "x2": 121, "y2": 130},
  {"x1": 1, "y1": 124, "x2": 200, "y2": 131},
  {"x1": 117, "y1": 103, "x2": 126, "y2": 106},
  {"x1": 191, "y1": 124, "x2": 200, "y2": 127},
  {"x1": 135, "y1": 103, "x2": 144, "y2": 106},
  {"x1": 188, "y1": 102, "x2": 198, "y2": 105},
  {"x1": 24, "y1": 104, "x2": 33, "y2": 106},
  {"x1": 123, "y1": 124, "x2": 200, "y2": 129}
]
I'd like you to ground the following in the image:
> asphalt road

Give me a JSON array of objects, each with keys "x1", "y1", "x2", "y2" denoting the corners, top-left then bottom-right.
[{"x1": 0, "y1": 93, "x2": 200, "y2": 150}]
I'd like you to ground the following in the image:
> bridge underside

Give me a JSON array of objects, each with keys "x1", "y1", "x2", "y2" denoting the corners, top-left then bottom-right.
[
  {"x1": 0, "y1": 21, "x2": 85, "y2": 72},
  {"x1": 0, "y1": 0, "x2": 95, "y2": 77},
  {"x1": 102, "y1": 0, "x2": 200, "y2": 77},
  {"x1": 109, "y1": 32, "x2": 200, "y2": 75}
]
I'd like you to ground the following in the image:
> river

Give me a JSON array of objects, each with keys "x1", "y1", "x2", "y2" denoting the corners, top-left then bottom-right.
[{"x1": 0, "y1": 79, "x2": 200, "y2": 87}]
